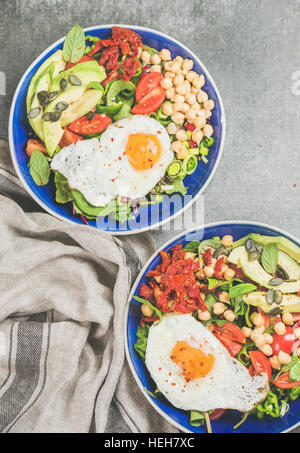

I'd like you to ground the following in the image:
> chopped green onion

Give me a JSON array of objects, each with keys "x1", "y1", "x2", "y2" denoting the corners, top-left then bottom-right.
[
  {"x1": 204, "y1": 136, "x2": 215, "y2": 147},
  {"x1": 201, "y1": 155, "x2": 208, "y2": 164},
  {"x1": 199, "y1": 144, "x2": 209, "y2": 155},
  {"x1": 183, "y1": 155, "x2": 198, "y2": 175},
  {"x1": 167, "y1": 160, "x2": 182, "y2": 179}
]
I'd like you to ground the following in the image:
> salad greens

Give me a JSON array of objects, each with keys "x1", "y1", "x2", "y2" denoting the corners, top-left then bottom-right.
[{"x1": 29, "y1": 150, "x2": 50, "y2": 186}]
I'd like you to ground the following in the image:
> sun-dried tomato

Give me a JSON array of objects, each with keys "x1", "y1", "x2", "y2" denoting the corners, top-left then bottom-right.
[
  {"x1": 139, "y1": 283, "x2": 154, "y2": 301},
  {"x1": 204, "y1": 248, "x2": 213, "y2": 265},
  {"x1": 99, "y1": 45, "x2": 119, "y2": 70},
  {"x1": 214, "y1": 256, "x2": 225, "y2": 279},
  {"x1": 121, "y1": 56, "x2": 140, "y2": 80}
]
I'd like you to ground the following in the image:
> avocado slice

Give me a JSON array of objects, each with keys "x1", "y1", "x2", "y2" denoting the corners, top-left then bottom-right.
[
  {"x1": 228, "y1": 246, "x2": 300, "y2": 293},
  {"x1": 43, "y1": 88, "x2": 103, "y2": 156},
  {"x1": 233, "y1": 234, "x2": 300, "y2": 263},
  {"x1": 26, "y1": 50, "x2": 66, "y2": 140},
  {"x1": 50, "y1": 60, "x2": 106, "y2": 92},
  {"x1": 243, "y1": 291, "x2": 300, "y2": 313}
]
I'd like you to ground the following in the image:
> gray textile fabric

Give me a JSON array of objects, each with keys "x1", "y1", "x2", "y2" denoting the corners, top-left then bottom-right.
[{"x1": 0, "y1": 139, "x2": 177, "y2": 433}]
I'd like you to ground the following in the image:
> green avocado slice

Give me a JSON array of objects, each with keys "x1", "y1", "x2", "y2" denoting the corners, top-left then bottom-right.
[{"x1": 243, "y1": 291, "x2": 300, "y2": 313}]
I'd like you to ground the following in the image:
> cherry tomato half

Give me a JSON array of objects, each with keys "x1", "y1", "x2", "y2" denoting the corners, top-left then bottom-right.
[
  {"x1": 26, "y1": 139, "x2": 47, "y2": 157},
  {"x1": 213, "y1": 332, "x2": 242, "y2": 357},
  {"x1": 273, "y1": 371, "x2": 300, "y2": 389},
  {"x1": 68, "y1": 113, "x2": 112, "y2": 135},
  {"x1": 249, "y1": 350, "x2": 272, "y2": 381},
  {"x1": 272, "y1": 326, "x2": 296, "y2": 356},
  {"x1": 59, "y1": 128, "x2": 83, "y2": 148},
  {"x1": 216, "y1": 322, "x2": 246, "y2": 344},
  {"x1": 135, "y1": 72, "x2": 164, "y2": 103},
  {"x1": 131, "y1": 86, "x2": 166, "y2": 115}
]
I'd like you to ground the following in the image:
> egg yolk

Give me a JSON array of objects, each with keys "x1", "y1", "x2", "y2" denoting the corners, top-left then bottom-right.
[
  {"x1": 171, "y1": 341, "x2": 215, "y2": 382},
  {"x1": 125, "y1": 133, "x2": 162, "y2": 170}
]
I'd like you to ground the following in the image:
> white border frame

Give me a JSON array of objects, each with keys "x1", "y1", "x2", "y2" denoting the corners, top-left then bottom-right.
[
  {"x1": 8, "y1": 24, "x2": 226, "y2": 236},
  {"x1": 124, "y1": 221, "x2": 300, "y2": 433}
]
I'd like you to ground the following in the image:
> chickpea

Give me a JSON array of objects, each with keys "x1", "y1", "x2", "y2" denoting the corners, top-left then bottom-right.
[
  {"x1": 150, "y1": 64, "x2": 161, "y2": 73},
  {"x1": 160, "y1": 78, "x2": 173, "y2": 90},
  {"x1": 282, "y1": 312, "x2": 294, "y2": 325},
  {"x1": 206, "y1": 323, "x2": 214, "y2": 332},
  {"x1": 162, "y1": 102, "x2": 174, "y2": 116},
  {"x1": 164, "y1": 71, "x2": 175, "y2": 79},
  {"x1": 186, "y1": 71, "x2": 198, "y2": 82},
  {"x1": 211, "y1": 258, "x2": 217, "y2": 267},
  {"x1": 173, "y1": 74, "x2": 185, "y2": 86},
  {"x1": 185, "y1": 109, "x2": 197, "y2": 122},
  {"x1": 270, "y1": 355, "x2": 281, "y2": 370},
  {"x1": 177, "y1": 147, "x2": 189, "y2": 159},
  {"x1": 213, "y1": 302, "x2": 226, "y2": 315},
  {"x1": 166, "y1": 87, "x2": 176, "y2": 100},
  {"x1": 217, "y1": 291, "x2": 229, "y2": 303},
  {"x1": 224, "y1": 310, "x2": 236, "y2": 322},
  {"x1": 221, "y1": 235, "x2": 234, "y2": 247},
  {"x1": 185, "y1": 93, "x2": 197, "y2": 106},
  {"x1": 166, "y1": 122, "x2": 177, "y2": 135},
  {"x1": 252, "y1": 333, "x2": 265, "y2": 348},
  {"x1": 184, "y1": 252, "x2": 196, "y2": 260},
  {"x1": 154, "y1": 275, "x2": 162, "y2": 284},
  {"x1": 278, "y1": 350, "x2": 291, "y2": 365},
  {"x1": 182, "y1": 59, "x2": 194, "y2": 71},
  {"x1": 251, "y1": 312, "x2": 264, "y2": 328},
  {"x1": 260, "y1": 344, "x2": 273, "y2": 356},
  {"x1": 205, "y1": 110, "x2": 212, "y2": 119},
  {"x1": 224, "y1": 268, "x2": 235, "y2": 281},
  {"x1": 181, "y1": 103, "x2": 190, "y2": 113},
  {"x1": 173, "y1": 94, "x2": 185, "y2": 104},
  {"x1": 204, "y1": 266, "x2": 214, "y2": 278},
  {"x1": 193, "y1": 74, "x2": 205, "y2": 89},
  {"x1": 191, "y1": 86, "x2": 200, "y2": 95},
  {"x1": 174, "y1": 55, "x2": 184, "y2": 65},
  {"x1": 264, "y1": 333, "x2": 273, "y2": 344},
  {"x1": 192, "y1": 129, "x2": 203, "y2": 144},
  {"x1": 151, "y1": 53, "x2": 161, "y2": 65},
  {"x1": 173, "y1": 102, "x2": 185, "y2": 113},
  {"x1": 242, "y1": 327, "x2": 252, "y2": 338},
  {"x1": 203, "y1": 124, "x2": 214, "y2": 137},
  {"x1": 198, "y1": 310, "x2": 212, "y2": 322},
  {"x1": 171, "y1": 140, "x2": 183, "y2": 153},
  {"x1": 183, "y1": 80, "x2": 191, "y2": 91},
  {"x1": 159, "y1": 48, "x2": 171, "y2": 61},
  {"x1": 253, "y1": 326, "x2": 265, "y2": 335},
  {"x1": 141, "y1": 303, "x2": 154, "y2": 317},
  {"x1": 169, "y1": 61, "x2": 181, "y2": 73},
  {"x1": 221, "y1": 264, "x2": 229, "y2": 274},
  {"x1": 274, "y1": 322, "x2": 286, "y2": 335},
  {"x1": 176, "y1": 129, "x2": 188, "y2": 141},
  {"x1": 203, "y1": 99, "x2": 215, "y2": 111},
  {"x1": 175, "y1": 84, "x2": 188, "y2": 96},
  {"x1": 297, "y1": 347, "x2": 300, "y2": 357},
  {"x1": 141, "y1": 50, "x2": 151, "y2": 64},
  {"x1": 194, "y1": 116, "x2": 206, "y2": 130},
  {"x1": 294, "y1": 327, "x2": 300, "y2": 340},
  {"x1": 197, "y1": 90, "x2": 209, "y2": 103},
  {"x1": 172, "y1": 112, "x2": 185, "y2": 125},
  {"x1": 191, "y1": 102, "x2": 201, "y2": 111},
  {"x1": 195, "y1": 269, "x2": 205, "y2": 280}
]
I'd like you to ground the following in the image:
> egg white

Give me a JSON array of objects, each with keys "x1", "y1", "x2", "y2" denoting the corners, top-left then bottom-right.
[
  {"x1": 51, "y1": 115, "x2": 173, "y2": 207},
  {"x1": 145, "y1": 314, "x2": 269, "y2": 412}
]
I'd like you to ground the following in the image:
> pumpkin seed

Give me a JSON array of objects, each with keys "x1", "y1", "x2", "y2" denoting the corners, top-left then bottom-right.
[
  {"x1": 55, "y1": 101, "x2": 68, "y2": 111},
  {"x1": 48, "y1": 91, "x2": 59, "y2": 101},
  {"x1": 86, "y1": 111, "x2": 95, "y2": 121},
  {"x1": 50, "y1": 111, "x2": 62, "y2": 122},
  {"x1": 60, "y1": 78, "x2": 68, "y2": 91},
  {"x1": 273, "y1": 290, "x2": 283, "y2": 304},
  {"x1": 37, "y1": 91, "x2": 49, "y2": 106},
  {"x1": 248, "y1": 250, "x2": 261, "y2": 261},
  {"x1": 28, "y1": 107, "x2": 41, "y2": 119},
  {"x1": 213, "y1": 246, "x2": 230, "y2": 259},
  {"x1": 245, "y1": 238, "x2": 256, "y2": 253},
  {"x1": 276, "y1": 265, "x2": 289, "y2": 281},
  {"x1": 266, "y1": 289, "x2": 275, "y2": 305},
  {"x1": 41, "y1": 112, "x2": 52, "y2": 121},
  {"x1": 255, "y1": 243, "x2": 264, "y2": 254},
  {"x1": 268, "y1": 306, "x2": 282, "y2": 316},
  {"x1": 69, "y1": 74, "x2": 82, "y2": 86},
  {"x1": 269, "y1": 277, "x2": 284, "y2": 286}
]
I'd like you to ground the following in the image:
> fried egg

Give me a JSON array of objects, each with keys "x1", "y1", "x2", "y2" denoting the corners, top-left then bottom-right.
[
  {"x1": 145, "y1": 314, "x2": 269, "y2": 412},
  {"x1": 51, "y1": 115, "x2": 173, "y2": 207}
]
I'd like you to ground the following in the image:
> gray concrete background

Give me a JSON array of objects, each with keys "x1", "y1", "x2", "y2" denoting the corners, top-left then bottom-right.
[
  {"x1": 0, "y1": 0, "x2": 299, "y2": 244},
  {"x1": 0, "y1": 0, "x2": 299, "y2": 433}
]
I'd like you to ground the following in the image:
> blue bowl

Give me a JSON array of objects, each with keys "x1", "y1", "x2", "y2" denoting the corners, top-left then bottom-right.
[
  {"x1": 125, "y1": 221, "x2": 300, "y2": 433},
  {"x1": 9, "y1": 25, "x2": 225, "y2": 235}
]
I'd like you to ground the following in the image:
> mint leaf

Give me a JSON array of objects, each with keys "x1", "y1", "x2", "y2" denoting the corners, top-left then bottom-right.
[
  {"x1": 29, "y1": 150, "x2": 50, "y2": 186},
  {"x1": 63, "y1": 25, "x2": 86, "y2": 63},
  {"x1": 261, "y1": 243, "x2": 278, "y2": 274},
  {"x1": 229, "y1": 283, "x2": 257, "y2": 299}
]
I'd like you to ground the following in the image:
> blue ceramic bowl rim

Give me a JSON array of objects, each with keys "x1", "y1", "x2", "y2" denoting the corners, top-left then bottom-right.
[
  {"x1": 124, "y1": 220, "x2": 300, "y2": 433},
  {"x1": 8, "y1": 24, "x2": 226, "y2": 235}
]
